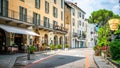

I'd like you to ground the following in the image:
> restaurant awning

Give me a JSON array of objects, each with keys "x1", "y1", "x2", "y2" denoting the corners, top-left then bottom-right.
[{"x1": 0, "y1": 24, "x2": 39, "y2": 36}]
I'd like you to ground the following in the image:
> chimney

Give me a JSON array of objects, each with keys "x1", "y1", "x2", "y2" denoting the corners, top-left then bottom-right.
[{"x1": 75, "y1": 2, "x2": 77, "y2": 5}]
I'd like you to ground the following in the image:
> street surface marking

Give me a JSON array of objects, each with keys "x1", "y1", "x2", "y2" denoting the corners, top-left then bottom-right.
[
  {"x1": 24, "y1": 54, "x2": 57, "y2": 68},
  {"x1": 85, "y1": 52, "x2": 90, "y2": 68}
]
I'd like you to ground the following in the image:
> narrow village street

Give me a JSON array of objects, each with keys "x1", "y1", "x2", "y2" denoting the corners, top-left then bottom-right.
[{"x1": 14, "y1": 48, "x2": 97, "y2": 68}]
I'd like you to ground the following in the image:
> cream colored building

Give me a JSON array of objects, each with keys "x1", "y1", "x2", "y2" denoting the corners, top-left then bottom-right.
[
  {"x1": 0, "y1": 0, "x2": 67, "y2": 53},
  {"x1": 65, "y1": 1, "x2": 86, "y2": 48}
]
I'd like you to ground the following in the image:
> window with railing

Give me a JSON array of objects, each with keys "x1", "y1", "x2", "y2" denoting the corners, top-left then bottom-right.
[
  {"x1": 53, "y1": 20, "x2": 58, "y2": 29},
  {"x1": 53, "y1": 6, "x2": 58, "y2": 18},
  {"x1": 61, "y1": 23, "x2": 63, "y2": 30},
  {"x1": 33, "y1": 12, "x2": 40, "y2": 26},
  {"x1": 44, "y1": 16, "x2": 50, "y2": 28},
  {"x1": 45, "y1": 1, "x2": 49, "y2": 13},
  {"x1": 19, "y1": 6, "x2": 27, "y2": 22},
  {"x1": 35, "y1": 0, "x2": 40, "y2": 9}
]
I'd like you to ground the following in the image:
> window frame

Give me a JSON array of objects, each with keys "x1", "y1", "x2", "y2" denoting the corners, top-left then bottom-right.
[
  {"x1": 19, "y1": 6, "x2": 27, "y2": 22},
  {"x1": 53, "y1": 6, "x2": 58, "y2": 18},
  {"x1": 33, "y1": 12, "x2": 40, "y2": 26},
  {"x1": 35, "y1": 0, "x2": 40, "y2": 9},
  {"x1": 45, "y1": 1, "x2": 49, "y2": 13},
  {"x1": 73, "y1": 18, "x2": 75, "y2": 26},
  {"x1": 61, "y1": 11, "x2": 63, "y2": 21},
  {"x1": 54, "y1": 0, "x2": 56, "y2": 4},
  {"x1": 44, "y1": 16, "x2": 50, "y2": 28},
  {"x1": 61, "y1": 0, "x2": 64, "y2": 9}
]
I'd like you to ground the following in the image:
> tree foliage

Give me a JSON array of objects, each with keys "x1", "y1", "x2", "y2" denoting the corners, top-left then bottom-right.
[
  {"x1": 97, "y1": 24, "x2": 110, "y2": 46},
  {"x1": 88, "y1": 9, "x2": 120, "y2": 25}
]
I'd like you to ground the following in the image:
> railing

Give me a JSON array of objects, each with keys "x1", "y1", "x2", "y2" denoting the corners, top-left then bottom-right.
[
  {"x1": 78, "y1": 35, "x2": 86, "y2": 40},
  {"x1": 0, "y1": 7, "x2": 33, "y2": 24},
  {"x1": 73, "y1": 32, "x2": 78, "y2": 37},
  {"x1": 53, "y1": 25, "x2": 68, "y2": 32}
]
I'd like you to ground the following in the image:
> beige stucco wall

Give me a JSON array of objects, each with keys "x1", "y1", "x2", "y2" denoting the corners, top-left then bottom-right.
[
  {"x1": 64, "y1": 3, "x2": 71, "y2": 47},
  {"x1": 0, "y1": 0, "x2": 65, "y2": 48}
]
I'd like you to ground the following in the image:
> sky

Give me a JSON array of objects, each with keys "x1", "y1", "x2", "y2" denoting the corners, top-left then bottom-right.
[{"x1": 66, "y1": 0, "x2": 119, "y2": 18}]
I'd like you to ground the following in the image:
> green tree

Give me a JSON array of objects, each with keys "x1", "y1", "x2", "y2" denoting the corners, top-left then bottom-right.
[
  {"x1": 97, "y1": 24, "x2": 110, "y2": 46},
  {"x1": 88, "y1": 9, "x2": 120, "y2": 25}
]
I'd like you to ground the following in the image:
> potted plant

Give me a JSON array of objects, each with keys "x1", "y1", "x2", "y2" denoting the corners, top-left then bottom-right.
[
  {"x1": 56, "y1": 44, "x2": 62, "y2": 49},
  {"x1": 27, "y1": 45, "x2": 37, "y2": 54},
  {"x1": 65, "y1": 44, "x2": 69, "y2": 50},
  {"x1": 42, "y1": 43, "x2": 47, "y2": 51},
  {"x1": 50, "y1": 44, "x2": 56, "y2": 50}
]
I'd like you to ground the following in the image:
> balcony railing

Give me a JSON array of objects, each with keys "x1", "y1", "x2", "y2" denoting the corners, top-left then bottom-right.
[
  {"x1": 33, "y1": 20, "x2": 53, "y2": 31},
  {"x1": 78, "y1": 34, "x2": 86, "y2": 40},
  {"x1": 0, "y1": 7, "x2": 33, "y2": 25},
  {"x1": 53, "y1": 25, "x2": 68, "y2": 33},
  {"x1": 73, "y1": 32, "x2": 78, "y2": 37}
]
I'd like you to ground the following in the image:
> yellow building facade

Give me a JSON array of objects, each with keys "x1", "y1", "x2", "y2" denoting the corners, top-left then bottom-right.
[
  {"x1": 64, "y1": 2, "x2": 72, "y2": 47},
  {"x1": 0, "y1": 0, "x2": 67, "y2": 53}
]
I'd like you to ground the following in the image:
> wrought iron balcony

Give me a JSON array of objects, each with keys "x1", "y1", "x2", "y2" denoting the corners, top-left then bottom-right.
[
  {"x1": 73, "y1": 32, "x2": 78, "y2": 37},
  {"x1": 0, "y1": 7, "x2": 33, "y2": 26},
  {"x1": 53, "y1": 25, "x2": 68, "y2": 33},
  {"x1": 33, "y1": 20, "x2": 53, "y2": 32},
  {"x1": 78, "y1": 34, "x2": 86, "y2": 40}
]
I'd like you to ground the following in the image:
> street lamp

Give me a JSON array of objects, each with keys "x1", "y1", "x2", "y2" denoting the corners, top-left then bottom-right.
[{"x1": 108, "y1": 19, "x2": 120, "y2": 41}]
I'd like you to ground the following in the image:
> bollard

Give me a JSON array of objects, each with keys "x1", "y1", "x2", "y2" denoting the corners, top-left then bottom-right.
[{"x1": 27, "y1": 52, "x2": 30, "y2": 60}]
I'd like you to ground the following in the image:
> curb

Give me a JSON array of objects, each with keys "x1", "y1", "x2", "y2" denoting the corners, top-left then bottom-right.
[
  {"x1": 24, "y1": 54, "x2": 57, "y2": 68},
  {"x1": 11, "y1": 54, "x2": 27, "y2": 68},
  {"x1": 106, "y1": 58, "x2": 120, "y2": 68},
  {"x1": 93, "y1": 55, "x2": 99, "y2": 68},
  {"x1": 12, "y1": 49, "x2": 67, "y2": 68}
]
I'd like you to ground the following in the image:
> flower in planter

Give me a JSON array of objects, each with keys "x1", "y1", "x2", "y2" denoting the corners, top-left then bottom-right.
[{"x1": 102, "y1": 46, "x2": 108, "y2": 50}]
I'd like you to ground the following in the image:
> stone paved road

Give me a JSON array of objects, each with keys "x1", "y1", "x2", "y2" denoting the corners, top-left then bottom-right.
[{"x1": 24, "y1": 48, "x2": 97, "y2": 68}]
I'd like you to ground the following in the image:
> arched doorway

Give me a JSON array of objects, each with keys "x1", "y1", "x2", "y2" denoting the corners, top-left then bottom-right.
[
  {"x1": 33, "y1": 36, "x2": 40, "y2": 51},
  {"x1": 0, "y1": 29, "x2": 6, "y2": 54},
  {"x1": 54, "y1": 35, "x2": 58, "y2": 45},
  {"x1": 44, "y1": 34, "x2": 48, "y2": 45},
  {"x1": 14, "y1": 34, "x2": 23, "y2": 52},
  {"x1": 59, "y1": 36, "x2": 63, "y2": 45}
]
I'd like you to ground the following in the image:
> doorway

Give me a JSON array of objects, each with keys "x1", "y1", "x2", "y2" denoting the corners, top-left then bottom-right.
[
  {"x1": 14, "y1": 34, "x2": 23, "y2": 52},
  {"x1": 0, "y1": 29, "x2": 6, "y2": 54}
]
